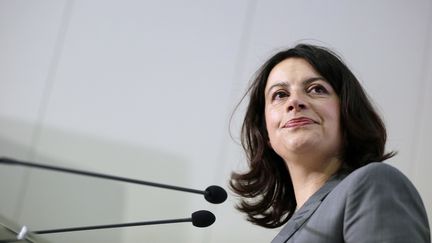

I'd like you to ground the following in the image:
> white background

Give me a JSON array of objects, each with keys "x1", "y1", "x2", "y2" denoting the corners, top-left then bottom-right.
[{"x1": 0, "y1": 0, "x2": 431, "y2": 242}]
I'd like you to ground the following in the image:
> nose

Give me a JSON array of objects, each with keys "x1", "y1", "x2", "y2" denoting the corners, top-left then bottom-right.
[{"x1": 287, "y1": 93, "x2": 307, "y2": 112}]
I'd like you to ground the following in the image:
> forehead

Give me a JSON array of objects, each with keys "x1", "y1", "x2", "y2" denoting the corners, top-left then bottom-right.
[{"x1": 266, "y1": 58, "x2": 320, "y2": 86}]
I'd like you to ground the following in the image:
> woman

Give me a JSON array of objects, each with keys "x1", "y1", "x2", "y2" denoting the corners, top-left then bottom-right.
[{"x1": 230, "y1": 44, "x2": 430, "y2": 242}]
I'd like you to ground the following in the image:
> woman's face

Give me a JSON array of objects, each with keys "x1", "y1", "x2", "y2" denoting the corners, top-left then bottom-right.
[{"x1": 264, "y1": 58, "x2": 342, "y2": 162}]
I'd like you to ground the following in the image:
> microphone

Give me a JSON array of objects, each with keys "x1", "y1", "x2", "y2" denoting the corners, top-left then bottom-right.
[
  {"x1": 0, "y1": 157, "x2": 227, "y2": 204},
  {"x1": 6, "y1": 210, "x2": 215, "y2": 242},
  {"x1": 35, "y1": 210, "x2": 215, "y2": 234}
]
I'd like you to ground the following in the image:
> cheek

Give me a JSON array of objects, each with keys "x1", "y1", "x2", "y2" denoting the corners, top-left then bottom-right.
[
  {"x1": 322, "y1": 101, "x2": 341, "y2": 136},
  {"x1": 264, "y1": 108, "x2": 280, "y2": 145},
  {"x1": 264, "y1": 108, "x2": 281, "y2": 131},
  {"x1": 321, "y1": 100, "x2": 340, "y2": 123}
]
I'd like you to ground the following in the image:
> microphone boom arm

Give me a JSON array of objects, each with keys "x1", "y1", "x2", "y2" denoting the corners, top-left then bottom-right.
[
  {"x1": 34, "y1": 218, "x2": 191, "y2": 234},
  {"x1": 0, "y1": 157, "x2": 213, "y2": 197}
]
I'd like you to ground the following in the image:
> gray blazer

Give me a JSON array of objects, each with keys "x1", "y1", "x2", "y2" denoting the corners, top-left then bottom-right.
[{"x1": 271, "y1": 162, "x2": 430, "y2": 243}]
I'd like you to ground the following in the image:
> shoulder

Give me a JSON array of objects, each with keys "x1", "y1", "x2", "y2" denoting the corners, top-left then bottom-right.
[
  {"x1": 324, "y1": 162, "x2": 410, "y2": 203},
  {"x1": 350, "y1": 161, "x2": 403, "y2": 178},
  {"x1": 339, "y1": 162, "x2": 429, "y2": 228},
  {"x1": 341, "y1": 161, "x2": 427, "y2": 204},
  {"x1": 340, "y1": 162, "x2": 425, "y2": 203},
  {"x1": 340, "y1": 162, "x2": 431, "y2": 242},
  {"x1": 344, "y1": 162, "x2": 411, "y2": 190}
]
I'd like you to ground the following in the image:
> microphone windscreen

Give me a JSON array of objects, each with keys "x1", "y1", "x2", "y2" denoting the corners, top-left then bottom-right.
[
  {"x1": 191, "y1": 210, "x2": 215, "y2": 227},
  {"x1": 204, "y1": 185, "x2": 227, "y2": 204}
]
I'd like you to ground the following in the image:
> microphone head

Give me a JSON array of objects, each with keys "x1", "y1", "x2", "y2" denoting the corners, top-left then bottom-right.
[
  {"x1": 204, "y1": 185, "x2": 227, "y2": 204},
  {"x1": 191, "y1": 210, "x2": 215, "y2": 228}
]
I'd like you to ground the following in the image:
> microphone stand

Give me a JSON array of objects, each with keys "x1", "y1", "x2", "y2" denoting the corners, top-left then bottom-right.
[
  {"x1": 0, "y1": 157, "x2": 203, "y2": 194},
  {"x1": 33, "y1": 218, "x2": 191, "y2": 234},
  {"x1": 1, "y1": 210, "x2": 214, "y2": 242},
  {"x1": 0, "y1": 157, "x2": 220, "y2": 242},
  {"x1": 0, "y1": 157, "x2": 227, "y2": 204}
]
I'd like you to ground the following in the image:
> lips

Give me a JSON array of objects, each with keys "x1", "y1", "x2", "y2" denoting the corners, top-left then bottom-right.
[{"x1": 283, "y1": 117, "x2": 316, "y2": 128}]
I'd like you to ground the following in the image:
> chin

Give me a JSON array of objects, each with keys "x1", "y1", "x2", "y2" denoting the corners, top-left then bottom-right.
[
  {"x1": 280, "y1": 138, "x2": 319, "y2": 154},
  {"x1": 289, "y1": 135, "x2": 318, "y2": 147},
  {"x1": 289, "y1": 142, "x2": 316, "y2": 153}
]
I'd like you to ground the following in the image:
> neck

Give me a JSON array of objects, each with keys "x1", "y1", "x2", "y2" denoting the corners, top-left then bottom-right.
[{"x1": 285, "y1": 156, "x2": 341, "y2": 210}]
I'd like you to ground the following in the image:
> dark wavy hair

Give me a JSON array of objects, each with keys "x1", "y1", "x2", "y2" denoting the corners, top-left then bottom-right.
[{"x1": 229, "y1": 43, "x2": 395, "y2": 228}]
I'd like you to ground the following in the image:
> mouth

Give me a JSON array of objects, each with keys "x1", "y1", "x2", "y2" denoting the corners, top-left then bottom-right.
[{"x1": 283, "y1": 117, "x2": 317, "y2": 128}]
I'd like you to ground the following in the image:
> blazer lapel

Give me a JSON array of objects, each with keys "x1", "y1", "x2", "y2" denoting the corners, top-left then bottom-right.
[{"x1": 271, "y1": 173, "x2": 346, "y2": 243}]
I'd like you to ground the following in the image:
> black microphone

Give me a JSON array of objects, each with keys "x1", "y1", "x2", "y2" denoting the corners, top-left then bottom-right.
[
  {"x1": 0, "y1": 157, "x2": 227, "y2": 204},
  {"x1": 3, "y1": 211, "x2": 215, "y2": 242},
  {"x1": 34, "y1": 210, "x2": 215, "y2": 234}
]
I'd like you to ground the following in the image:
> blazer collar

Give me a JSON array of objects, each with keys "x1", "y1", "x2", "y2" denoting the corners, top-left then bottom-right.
[{"x1": 271, "y1": 172, "x2": 348, "y2": 243}]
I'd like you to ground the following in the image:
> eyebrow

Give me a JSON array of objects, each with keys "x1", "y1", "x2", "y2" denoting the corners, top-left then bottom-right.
[{"x1": 265, "y1": 76, "x2": 326, "y2": 97}]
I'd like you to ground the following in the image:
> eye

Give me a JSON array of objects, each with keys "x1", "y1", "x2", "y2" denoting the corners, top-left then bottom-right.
[
  {"x1": 308, "y1": 84, "x2": 328, "y2": 95},
  {"x1": 272, "y1": 90, "x2": 289, "y2": 100}
]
